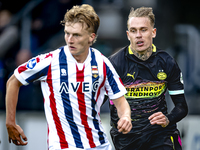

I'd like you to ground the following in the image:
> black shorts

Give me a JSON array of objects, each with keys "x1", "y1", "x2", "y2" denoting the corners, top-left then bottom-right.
[{"x1": 110, "y1": 127, "x2": 182, "y2": 150}]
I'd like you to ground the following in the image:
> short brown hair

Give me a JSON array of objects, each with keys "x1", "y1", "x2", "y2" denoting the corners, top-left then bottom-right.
[
  {"x1": 61, "y1": 4, "x2": 100, "y2": 34},
  {"x1": 127, "y1": 7, "x2": 155, "y2": 28}
]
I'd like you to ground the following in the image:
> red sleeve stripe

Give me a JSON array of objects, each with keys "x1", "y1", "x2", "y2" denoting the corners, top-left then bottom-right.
[{"x1": 18, "y1": 63, "x2": 28, "y2": 74}]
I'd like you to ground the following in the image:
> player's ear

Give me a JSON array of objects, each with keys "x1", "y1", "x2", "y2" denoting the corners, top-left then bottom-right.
[
  {"x1": 126, "y1": 30, "x2": 130, "y2": 41},
  {"x1": 89, "y1": 33, "x2": 96, "y2": 43},
  {"x1": 152, "y1": 28, "x2": 156, "y2": 38}
]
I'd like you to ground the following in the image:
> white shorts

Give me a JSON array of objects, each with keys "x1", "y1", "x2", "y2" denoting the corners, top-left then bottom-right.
[{"x1": 50, "y1": 142, "x2": 112, "y2": 150}]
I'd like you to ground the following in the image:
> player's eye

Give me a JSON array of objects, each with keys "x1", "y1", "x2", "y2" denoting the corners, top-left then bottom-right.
[
  {"x1": 130, "y1": 29, "x2": 136, "y2": 33},
  {"x1": 65, "y1": 32, "x2": 70, "y2": 36},
  {"x1": 74, "y1": 34, "x2": 80, "y2": 37},
  {"x1": 141, "y1": 28, "x2": 147, "y2": 32}
]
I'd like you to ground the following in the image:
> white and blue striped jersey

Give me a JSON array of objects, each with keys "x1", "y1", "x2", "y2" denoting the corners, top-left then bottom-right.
[{"x1": 14, "y1": 45, "x2": 127, "y2": 149}]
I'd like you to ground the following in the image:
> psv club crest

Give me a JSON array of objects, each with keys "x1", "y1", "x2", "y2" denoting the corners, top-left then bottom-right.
[{"x1": 157, "y1": 70, "x2": 167, "y2": 80}]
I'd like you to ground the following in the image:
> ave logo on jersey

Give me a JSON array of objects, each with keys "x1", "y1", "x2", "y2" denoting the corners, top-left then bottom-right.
[
  {"x1": 59, "y1": 81, "x2": 99, "y2": 94},
  {"x1": 27, "y1": 58, "x2": 37, "y2": 69}
]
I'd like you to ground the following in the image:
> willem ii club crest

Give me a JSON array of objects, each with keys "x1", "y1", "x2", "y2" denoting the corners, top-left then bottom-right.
[{"x1": 91, "y1": 66, "x2": 98, "y2": 78}]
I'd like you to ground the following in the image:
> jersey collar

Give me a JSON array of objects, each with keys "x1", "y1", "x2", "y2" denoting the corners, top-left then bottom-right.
[{"x1": 128, "y1": 44, "x2": 156, "y2": 54}]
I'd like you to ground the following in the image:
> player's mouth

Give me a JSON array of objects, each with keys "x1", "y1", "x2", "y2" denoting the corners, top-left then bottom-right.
[
  {"x1": 69, "y1": 46, "x2": 76, "y2": 50},
  {"x1": 136, "y1": 41, "x2": 144, "y2": 47}
]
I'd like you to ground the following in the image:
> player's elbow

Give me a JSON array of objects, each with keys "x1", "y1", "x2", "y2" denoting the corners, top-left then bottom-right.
[
  {"x1": 6, "y1": 76, "x2": 13, "y2": 89},
  {"x1": 183, "y1": 103, "x2": 188, "y2": 118},
  {"x1": 178, "y1": 102, "x2": 188, "y2": 120},
  {"x1": 6, "y1": 74, "x2": 22, "y2": 89}
]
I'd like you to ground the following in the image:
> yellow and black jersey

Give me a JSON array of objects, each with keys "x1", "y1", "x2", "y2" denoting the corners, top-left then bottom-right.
[{"x1": 108, "y1": 44, "x2": 188, "y2": 150}]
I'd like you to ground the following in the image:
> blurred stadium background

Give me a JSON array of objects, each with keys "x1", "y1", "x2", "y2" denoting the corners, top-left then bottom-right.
[{"x1": 0, "y1": 0, "x2": 200, "y2": 149}]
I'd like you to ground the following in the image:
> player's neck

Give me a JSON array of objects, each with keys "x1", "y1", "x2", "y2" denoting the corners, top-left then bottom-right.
[
  {"x1": 73, "y1": 50, "x2": 89, "y2": 63},
  {"x1": 131, "y1": 46, "x2": 152, "y2": 61}
]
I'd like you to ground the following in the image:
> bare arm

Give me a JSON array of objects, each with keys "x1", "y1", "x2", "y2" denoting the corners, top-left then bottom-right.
[
  {"x1": 5, "y1": 74, "x2": 28, "y2": 145},
  {"x1": 112, "y1": 96, "x2": 132, "y2": 134}
]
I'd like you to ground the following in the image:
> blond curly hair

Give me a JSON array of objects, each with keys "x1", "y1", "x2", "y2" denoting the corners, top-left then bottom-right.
[{"x1": 61, "y1": 4, "x2": 100, "y2": 44}]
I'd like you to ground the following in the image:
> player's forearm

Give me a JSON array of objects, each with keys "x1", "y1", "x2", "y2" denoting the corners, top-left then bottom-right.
[
  {"x1": 112, "y1": 96, "x2": 131, "y2": 119},
  {"x1": 167, "y1": 94, "x2": 188, "y2": 125},
  {"x1": 118, "y1": 101, "x2": 131, "y2": 119},
  {"x1": 5, "y1": 75, "x2": 22, "y2": 126}
]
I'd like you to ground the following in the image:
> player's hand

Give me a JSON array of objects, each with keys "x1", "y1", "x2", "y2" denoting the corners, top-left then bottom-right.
[
  {"x1": 117, "y1": 115, "x2": 132, "y2": 134},
  {"x1": 6, "y1": 124, "x2": 28, "y2": 145},
  {"x1": 148, "y1": 112, "x2": 169, "y2": 128}
]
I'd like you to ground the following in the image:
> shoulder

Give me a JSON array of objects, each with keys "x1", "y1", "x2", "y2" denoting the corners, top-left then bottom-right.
[
  {"x1": 90, "y1": 47, "x2": 102, "y2": 56},
  {"x1": 108, "y1": 46, "x2": 128, "y2": 67},
  {"x1": 48, "y1": 45, "x2": 67, "y2": 59},
  {"x1": 155, "y1": 48, "x2": 176, "y2": 65},
  {"x1": 153, "y1": 47, "x2": 180, "y2": 75},
  {"x1": 39, "y1": 46, "x2": 63, "y2": 58},
  {"x1": 109, "y1": 46, "x2": 127, "y2": 61},
  {"x1": 91, "y1": 47, "x2": 111, "y2": 63},
  {"x1": 32, "y1": 47, "x2": 65, "y2": 66}
]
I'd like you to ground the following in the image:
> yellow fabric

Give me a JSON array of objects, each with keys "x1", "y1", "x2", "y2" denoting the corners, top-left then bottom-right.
[
  {"x1": 152, "y1": 44, "x2": 156, "y2": 52},
  {"x1": 128, "y1": 45, "x2": 134, "y2": 54},
  {"x1": 170, "y1": 136, "x2": 175, "y2": 150},
  {"x1": 128, "y1": 44, "x2": 156, "y2": 54}
]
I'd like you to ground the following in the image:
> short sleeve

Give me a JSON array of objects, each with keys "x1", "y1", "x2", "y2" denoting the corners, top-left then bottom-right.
[
  {"x1": 103, "y1": 56, "x2": 127, "y2": 100},
  {"x1": 14, "y1": 52, "x2": 53, "y2": 85},
  {"x1": 166, "y1": 57, "x2": 184, "y2": 95}
]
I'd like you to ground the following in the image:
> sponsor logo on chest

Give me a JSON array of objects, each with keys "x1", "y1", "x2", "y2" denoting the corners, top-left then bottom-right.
[{"x1": 59, "y1": 81, "x2": 99, "y2": 94}]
